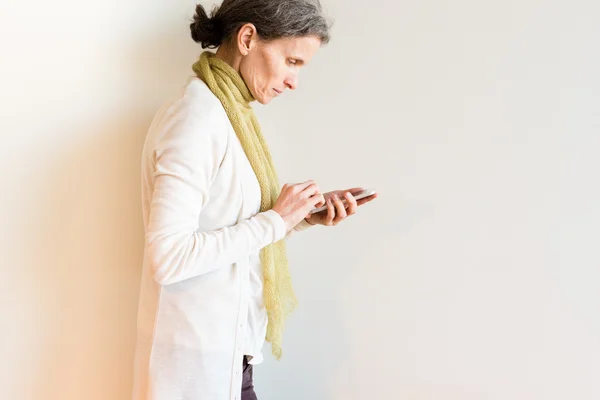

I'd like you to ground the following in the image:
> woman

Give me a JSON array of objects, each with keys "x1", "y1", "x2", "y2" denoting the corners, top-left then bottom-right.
[{"x1": 132, "y1": 1, "x2": 377, "y2": 399}]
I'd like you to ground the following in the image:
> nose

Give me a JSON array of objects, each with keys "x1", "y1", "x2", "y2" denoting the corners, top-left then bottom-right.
[{"x1": 284, "y1": 74, "x2": 298, "y2": 91}]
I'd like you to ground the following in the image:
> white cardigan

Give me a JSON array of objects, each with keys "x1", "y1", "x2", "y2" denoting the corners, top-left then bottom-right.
[{"x1": 132, "y1": 76, "x2": 312, "y2": 400}]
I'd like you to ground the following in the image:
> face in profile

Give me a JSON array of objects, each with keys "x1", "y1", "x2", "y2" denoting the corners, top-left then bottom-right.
[{"x1": 239, "y1": 35, "x2": 322, "y2": 104}]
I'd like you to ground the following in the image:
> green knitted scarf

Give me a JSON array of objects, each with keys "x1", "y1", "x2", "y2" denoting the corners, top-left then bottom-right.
[{"x1": 192, "y1": 51, "x2": 297, "y2": 359}]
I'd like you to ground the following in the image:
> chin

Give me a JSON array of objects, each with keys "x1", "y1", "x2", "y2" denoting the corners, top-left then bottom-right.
[{"x1": 256, "y1": 95, "x2": 274, "y2": 105}]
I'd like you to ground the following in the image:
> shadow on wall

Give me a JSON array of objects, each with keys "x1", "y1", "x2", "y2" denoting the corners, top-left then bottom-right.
[{"x1": 27, "y1": 18, "x2": 195, "y2": 400}]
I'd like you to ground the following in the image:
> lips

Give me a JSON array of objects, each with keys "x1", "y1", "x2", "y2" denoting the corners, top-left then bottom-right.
[{"x1": 273, "y1": 88, "x2": 283, "y2": 95}]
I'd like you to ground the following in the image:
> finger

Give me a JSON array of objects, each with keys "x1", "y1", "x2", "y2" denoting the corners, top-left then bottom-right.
[
  {"x1": 304, "y1": 192, "x2": 324, "y2": 211},
  {"x1": 311, "y1": 192, "x2": 325, "y2": 208},
  {"x1": 289, "y1": 181, "x2": 313, "y2": 195},
  {"x1": 333, "y1": 195, "x2": 347, "y2": 223},
  {"x1": 325, "y1": 197, "x2": 335, "y2": 226},
  {"x1": 344, "y1": 191, "x2": 358, "y2": 215},
  {"x1": 356, "y1": 193, "x2": 378, "y2": 206},
  {"x1": 345, "y1": 187, "x2": 365, "y2": 196},
  {"x1": 301, "y1": 183, "x2": 320, "y2": 198},
  {"x1": 295, "y1": 180, "x2": 316, "y2": 192}
]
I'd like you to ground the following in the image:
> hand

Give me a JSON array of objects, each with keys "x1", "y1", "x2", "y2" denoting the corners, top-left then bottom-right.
[
  {"x1": 304, "y1": 187, "x2": 378, "y2": 227},
  {"x1": 272, "y1": 181, "x2": 325, "y2": 232}
]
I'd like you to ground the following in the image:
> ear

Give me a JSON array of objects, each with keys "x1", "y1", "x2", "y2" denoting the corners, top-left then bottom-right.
[{"x1": 236, "y1": 23, "x2": 258, "y2": 56}]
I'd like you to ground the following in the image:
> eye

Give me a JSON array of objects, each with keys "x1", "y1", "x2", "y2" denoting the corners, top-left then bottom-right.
[{"x1": 288, "y1": 59, "x2": 297, "y2": 66}]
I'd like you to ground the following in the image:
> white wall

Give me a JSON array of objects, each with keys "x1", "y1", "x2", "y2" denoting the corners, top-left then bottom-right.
[{"x1": 1, "y1": 1, "x2": 599, "y2": 400}]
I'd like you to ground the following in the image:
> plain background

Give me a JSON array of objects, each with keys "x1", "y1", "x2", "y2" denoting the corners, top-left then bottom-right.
[{"x1": 1, "y1": 0, "x2": 599, "y2": 399}]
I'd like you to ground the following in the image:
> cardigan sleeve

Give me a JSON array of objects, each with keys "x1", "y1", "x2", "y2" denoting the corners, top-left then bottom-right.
[
  {"x1": 285, "y1": 219, "x2": 316, "y2": 239},
  {"x1": 144, "y1": 107, "x2": 287, "y2": 286}
]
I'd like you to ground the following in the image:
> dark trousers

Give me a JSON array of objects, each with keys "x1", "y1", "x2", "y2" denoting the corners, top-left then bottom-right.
[{"x1": 242, "y1": 356, "x2": 258, "y2": 400}]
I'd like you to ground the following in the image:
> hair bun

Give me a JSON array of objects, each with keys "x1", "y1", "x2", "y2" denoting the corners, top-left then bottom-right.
[{"x1": 190, "y1": 4, "x2": 223, "y2": 48}]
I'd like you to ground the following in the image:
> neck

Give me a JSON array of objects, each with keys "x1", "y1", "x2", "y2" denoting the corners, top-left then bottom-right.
[{"x1": 215, "y1": 40, "x2": 243, "y2": 74}]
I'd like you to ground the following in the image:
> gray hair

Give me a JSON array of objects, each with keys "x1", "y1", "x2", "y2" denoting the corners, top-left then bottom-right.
[{"x1": 190, "y1": 0, "x2": 332, "y2": 49}]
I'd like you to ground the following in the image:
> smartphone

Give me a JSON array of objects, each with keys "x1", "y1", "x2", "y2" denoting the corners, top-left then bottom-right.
[{"x1": 309, "y1": 188, "x2": 377, "y2": 214}]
